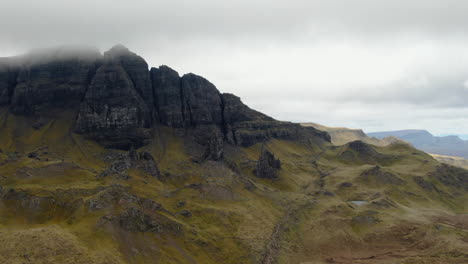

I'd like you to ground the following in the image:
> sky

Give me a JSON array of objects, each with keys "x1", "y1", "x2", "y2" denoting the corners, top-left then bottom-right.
[{"x1": 1, "y1": 0, "x2": 468, "y2": 135}]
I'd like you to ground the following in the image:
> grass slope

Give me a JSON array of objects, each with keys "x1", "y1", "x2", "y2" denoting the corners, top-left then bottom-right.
[{"x1": 0, "y1": 112, "x2": 466, "y2": 263}]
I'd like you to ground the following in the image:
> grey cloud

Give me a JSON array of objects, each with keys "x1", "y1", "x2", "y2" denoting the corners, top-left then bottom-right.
[
  {"x1": 2, "y1": 0, "x2": 468, "y2": 48},
  {"x1": 1, "y1": 0, "x2": 468, "y2": 134}
]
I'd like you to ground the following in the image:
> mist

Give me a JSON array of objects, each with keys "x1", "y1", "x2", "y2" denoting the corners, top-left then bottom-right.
[{"x1": 2, "y1": 0, "x2": 468, "y2": 135}]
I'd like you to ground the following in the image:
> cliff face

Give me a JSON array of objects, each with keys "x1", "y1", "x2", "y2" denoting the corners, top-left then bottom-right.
[
  {"x1": 0, "y1": 45, "x2": 330, "y2": 152},
  {"x1": 1, "y1": 46, "x2": 467, "y2": 264}
]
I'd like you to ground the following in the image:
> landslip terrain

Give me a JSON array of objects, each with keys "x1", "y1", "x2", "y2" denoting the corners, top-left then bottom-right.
[{"x1": 0, "y1": 46, "x2": 466, "y2": 264}]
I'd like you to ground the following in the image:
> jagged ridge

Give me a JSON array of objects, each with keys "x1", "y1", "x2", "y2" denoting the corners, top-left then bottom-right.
[{"x1": 0, "y1": 45, "x2": 330, "y2": 154}]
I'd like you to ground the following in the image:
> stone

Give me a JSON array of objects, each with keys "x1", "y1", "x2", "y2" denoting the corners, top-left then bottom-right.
[
  {"x1": 190, "y1": 125, "x2": 225, "y2": 161},
  {"x1": 133, "y1": 152, "x2": 160, "y2": 178},
  {"x1": 179, "y1": 210, "x2": 192, "y2": 217},
  {"x1": 74, "y1": 61, "x2": 152, "y2": 150},
  {"x1": 255, "y1": 147, "x2": 281, "y2": 179},
  {"x1": 99, "y1": 151, "x2": 160, "y2": 179},
  {"x1": 360, "y1": 166, "x2": 405, "y2": 185},
  {"x1": 429, "y1": 164, "x2": 468, "y2": 191},
  {"x1": 151, "y1": 66, "x2": 185, "y2": 127},
  {"x1": 27, "y1": 152, "x2": 39, "y2": 159},
  {"x1": 118, "y1": 207, "x2": 161, "y2": 232},
  {"x1": 0, "y1": 58, "x2": 19, "y2": 106},
  {"x1": 413, "y1": 176, "x2": 438, "y2": 192},
  {"x1": 339, "y1": 182, "x2": 353, "y2": 188},
  {"x1": 221, "y1": 93, "x2": 273, "y2": 124},
  {"x1": 104, "y1": 45, "x2": 154, "y2": 110},
  {"x1": 351, "y1": 210, "x2": 380, "y2": 226},
  {"x1": 221, "y1": 93, "x2": 331, "y2": 146},
  {"x1": 9, "y1": 47, "x2": 101, "y2": 115},
  {"x1": 180, "y1": 73, "x2": 224, "y2": 126},
  {"x1": 116, "y1": 207, "x2": 181, "y2": 234},
  {"x1": 0, "y1": 45, "x2": 333, "y2": 151}
]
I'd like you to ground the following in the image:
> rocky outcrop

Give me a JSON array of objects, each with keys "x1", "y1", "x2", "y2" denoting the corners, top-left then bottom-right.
[
  {"x1": 180, "y1": 73, "x2": 224, "y2": 126},
  {"x1": 75, "y1": 60, "x2": 152, "y2": 150},
  {"x1": 0, "y1": 188, "x2": 83, "y2": 221},
  {"x1": 85, "y1": 185, "x2": 163, "y2": 212},
  {"x1": 0, "y1": 45, "x2": 331, "y2": 152},
  {"x1": 0, "y1": 58, "x2": 19, "y2": 106},
  {"x1": 221, "y1": 93, "x2": 330, "y2": 146},
  {"x1": 10, "y1": 47, "x2": 101, "y2": 115},
  {"x1": 99, "y1": 151, "x2": 160, "y2": 179},
  {"x1": 360, "y1": 166, "x2": 405, "y2": 185},
  {"x1": 339, "y1": 140, "x2": 398, "y2": 165},
  {"x1": 255, "y1": 147, "x2": 281, "y2": 179},
  {"x1": 221, "y1": 93, "x2": 273, "y2": 124},
  {"x1": 429, "y1": 164, "x2": 468, "y2": 191},
  {"x1": 151, "y1": 66, "x2": 185, "y2": 127},
  {"x1": 104, "y1": 45, "x2": 154, "y2": 110}
]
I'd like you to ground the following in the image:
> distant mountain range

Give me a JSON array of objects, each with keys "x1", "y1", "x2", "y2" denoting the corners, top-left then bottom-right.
[
  {"x1": 368, "y1": 130, "x2": 468, "y2": 159},
  {"x1": 0, "y1": 46, "x2": 467, "y2": 264}
]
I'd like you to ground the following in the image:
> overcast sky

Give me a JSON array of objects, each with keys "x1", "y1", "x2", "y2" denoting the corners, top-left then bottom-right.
[{"x1": 2, "y1": 0, "x2": 468, "y2": 135}]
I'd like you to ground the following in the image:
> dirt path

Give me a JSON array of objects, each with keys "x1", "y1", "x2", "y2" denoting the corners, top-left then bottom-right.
[{"x1": 260, "y1": 201, "x2": 315, "y2": 264}]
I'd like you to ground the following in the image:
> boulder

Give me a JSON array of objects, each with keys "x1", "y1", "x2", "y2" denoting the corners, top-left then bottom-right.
[{"x1": 179, "y1": 210, "x2": 192, "y2": 217}]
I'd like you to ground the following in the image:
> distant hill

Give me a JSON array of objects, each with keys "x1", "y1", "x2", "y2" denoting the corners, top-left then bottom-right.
[
  {"x1": 430, "y1": 154, "x2": 468, "y2": 170},
  {"x1": 368, "y1": 130, "x2": 468, "y2": 159},
  {"x1": 302, "y1": 122, "x2": 400, "y2": 146},
  {"x1": 1, "y1": 46, "x2": 467, "y2": 264},
  {"x1": 304, "y1": 124, "x2": 468, "y2": 170}
]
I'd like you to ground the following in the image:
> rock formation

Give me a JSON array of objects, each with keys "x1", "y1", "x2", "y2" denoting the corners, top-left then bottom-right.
[
  {"x1": 151, "y1": 66, "x2": 185, "y2": 127},
  {"x1": 0, "y1": 45, "x2": 330, "y2": 153},
  {"x1": 8, "y1": 47, "x2": 101, "y2": 115},
  {"x1": 255, "y1": 147, "x2": 281, "y2": 179},
  {"x1": 75, "y1": 61, "x2": 152, "y2": 149}
]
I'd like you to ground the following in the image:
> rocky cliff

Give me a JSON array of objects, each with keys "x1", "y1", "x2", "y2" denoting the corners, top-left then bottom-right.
[
  {"x1": 0, "y1": 46, "x2": 467, "y2": 264},
  {"x1": 0, "y1": 45, "x2": 330, "y2": 153}
]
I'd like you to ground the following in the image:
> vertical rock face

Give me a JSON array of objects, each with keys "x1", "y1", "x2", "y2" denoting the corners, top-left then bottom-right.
[
  {"x1": 75, "y1": 62, "x2": 152, "y2": 150},
  {"x1": 151, "y1": 66, "x2": 185, "y2": 127},
  {"x1": 180, "y1": 73, "x2": 223, "y2": 126},
  {"x1": 0, "y1": 58, "x2": 19, "y2": 106},
  {"x1": 104, "y1": 45, "x2": 153, "y2": 111},
  {"x1": 220, "y1": 93, "x2": 330, "y2": 147},
  {"x1": 255, "y1": 148, "x2": 281, "y2": 179},
  {"x1": 9, "y1": 48, "x2": 101, "y2": 115},
  {"x1": 0, "y1": 44, "x2": 331, "y2": 152},
  {"x1": 222, "y1": 93, "x2": 273, "y2": 124}
]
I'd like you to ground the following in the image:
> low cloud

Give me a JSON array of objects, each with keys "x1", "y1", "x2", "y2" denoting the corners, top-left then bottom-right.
[{"x1": 1, "y1": 0, "x2": 468, "y2": 134}]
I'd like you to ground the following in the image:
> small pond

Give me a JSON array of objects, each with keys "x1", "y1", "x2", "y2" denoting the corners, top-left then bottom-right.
[{"x1": 348, "y1": 200, "x2": 368, "y2": 206}]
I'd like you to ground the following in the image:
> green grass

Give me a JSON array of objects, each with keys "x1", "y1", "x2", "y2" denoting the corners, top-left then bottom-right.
[{"x1": 0, "y1": 113, "x2": 467, "y2": 263}]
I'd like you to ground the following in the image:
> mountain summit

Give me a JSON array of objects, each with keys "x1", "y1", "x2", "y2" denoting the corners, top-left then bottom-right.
[
  {"x1": 0, "y1": 45, "x2": 329, "y2": 152},
  {"x1": 0, "y1": 46, "x2": 467, "y2": 264}
]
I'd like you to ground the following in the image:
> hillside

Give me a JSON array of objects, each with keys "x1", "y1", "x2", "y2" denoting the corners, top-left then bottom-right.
[
  {"x1": 303, "y1": 124, "x2": 468, "y2": 171},
  {"x1": 431, "y1": 154, "x2": 468, "y2": 170},
  {"x1": 0, "y1": 46, "x2": 467, "y2": 264},
  {"x1": 369, "y1": 130, "x2": 468, "y2": 159},
  {"x1": 302, "y1": 122, "x2": 401, "y2": 146}
]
